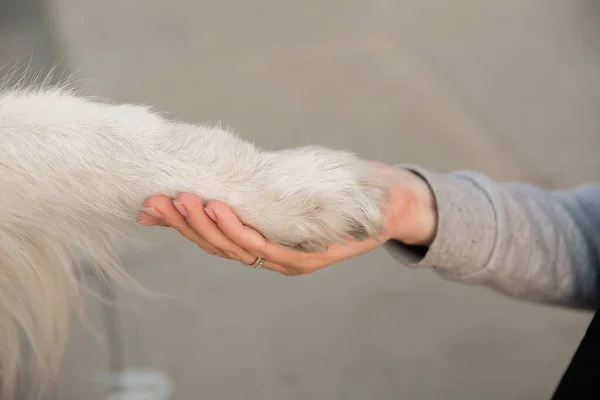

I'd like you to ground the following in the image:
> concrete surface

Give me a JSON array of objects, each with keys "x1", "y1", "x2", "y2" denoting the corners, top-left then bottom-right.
[{"x1": 2, "y1": 1, "x2": 599, "y2": 399}]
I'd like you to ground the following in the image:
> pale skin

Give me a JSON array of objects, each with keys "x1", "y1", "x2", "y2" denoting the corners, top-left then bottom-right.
[{"x1": 137, "y1": 163, "x2": 438, "y2": 275}]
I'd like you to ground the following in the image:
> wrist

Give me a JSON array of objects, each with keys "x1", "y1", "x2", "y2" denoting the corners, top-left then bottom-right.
[{"x1": 387, "y1": 168, "x2": 438, "y2": 247}]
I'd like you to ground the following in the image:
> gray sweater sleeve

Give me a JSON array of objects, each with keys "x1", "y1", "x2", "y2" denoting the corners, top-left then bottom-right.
[{"x1": 384, "y1": 166, "x2": 600, "y2": 310}]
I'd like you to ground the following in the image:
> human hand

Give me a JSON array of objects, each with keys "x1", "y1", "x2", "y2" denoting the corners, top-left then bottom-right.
[{"x1": 137, "y1": 163, "x2": 437, "y2": 275}]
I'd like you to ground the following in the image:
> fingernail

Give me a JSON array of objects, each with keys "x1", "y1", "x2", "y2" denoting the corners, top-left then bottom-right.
[
  {"x1": 204, "y1": 207, "x2": 217, "y2": 222},
  {"x1": 173, "y1": 200, "x2": 188, "y2": 217},
  {"x1": 142, "y1": 207, "x2": 162, "y2": 219},
  {"x1": 136, "y1": 213, "x2": 156, "y2": 226}
]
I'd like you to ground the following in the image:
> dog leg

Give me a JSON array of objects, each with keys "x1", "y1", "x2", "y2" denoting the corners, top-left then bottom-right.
[{"x1": 0, "y1": 87, "x2": 389, "y2": 397}]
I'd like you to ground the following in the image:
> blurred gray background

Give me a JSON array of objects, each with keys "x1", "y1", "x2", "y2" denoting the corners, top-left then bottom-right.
[{"x1": 2, "y1": 0, "x2": 600, "y2": 399}]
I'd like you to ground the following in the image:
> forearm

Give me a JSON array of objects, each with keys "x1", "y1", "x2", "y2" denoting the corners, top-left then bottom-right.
[{"x1": 386, "y1": 166, "x2": 600, "y2": 309}]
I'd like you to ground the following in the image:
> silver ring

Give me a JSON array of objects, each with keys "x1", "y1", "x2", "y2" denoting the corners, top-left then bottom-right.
[{"x1": 247, "y1": 257, "x2": 266, "y2": 269}]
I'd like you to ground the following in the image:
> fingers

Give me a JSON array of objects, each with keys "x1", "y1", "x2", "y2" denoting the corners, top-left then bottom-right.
[
  {"x1": 136, "y1": 207, "x2": 165, "y2": 227},
  {"x1": 142, "y1": 195, "x2": 221, "y2": 256},
  {"x1": 205, "y1": 201, "x2": 375, "y2": 272},
  {"x1": 203, "y1": 200, "x2": 314, "y2": 269},
  {"x1": 140, "y1": 194, "x2": 376, "y2": 277},
  {"x1": 174, "y1": 193, "x2": 257, "y2": 264}
]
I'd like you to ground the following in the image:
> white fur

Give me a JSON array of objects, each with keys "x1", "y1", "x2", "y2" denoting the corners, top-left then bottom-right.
[{"x1": 0, "y1": 84, "x2": 389, "y2": 397}]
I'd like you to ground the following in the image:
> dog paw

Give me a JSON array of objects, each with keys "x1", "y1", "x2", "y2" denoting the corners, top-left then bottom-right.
[{"x1": 234, "y1": 146, "x2": 389, "y2": 252}]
